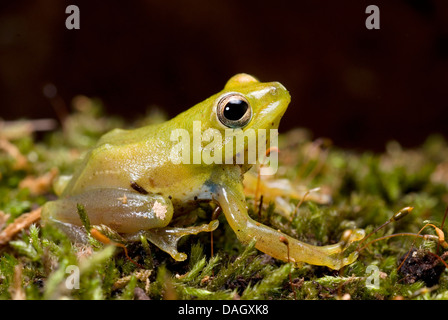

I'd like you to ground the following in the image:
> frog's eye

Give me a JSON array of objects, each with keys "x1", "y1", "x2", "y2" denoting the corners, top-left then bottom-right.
[{"x1": 216, "y1": 93, "x2": 252, "y2": 128}]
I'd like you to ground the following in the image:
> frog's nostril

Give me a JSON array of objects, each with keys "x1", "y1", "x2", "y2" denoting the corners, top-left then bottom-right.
[
  {"x1": 276, "y1": 81, "x2": 288, "y2": 91},
  {"x1": 270, "y1": 82, "x2": 288, "y2": 96}
]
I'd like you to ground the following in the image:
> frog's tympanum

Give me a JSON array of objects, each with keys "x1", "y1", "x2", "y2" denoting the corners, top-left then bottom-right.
[{"x1": 42, "y1": 74, "x2": 364, "y2": 269}]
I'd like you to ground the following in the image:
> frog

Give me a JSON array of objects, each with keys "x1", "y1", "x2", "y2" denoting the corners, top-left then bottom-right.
[{"x1": 41, "y1": 73, "x2": 364, "y2": 269}]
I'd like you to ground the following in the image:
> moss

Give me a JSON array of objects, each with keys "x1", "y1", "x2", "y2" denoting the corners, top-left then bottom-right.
[{"x1": 0, "y1": 98, "x2": 447, "y2": 300}]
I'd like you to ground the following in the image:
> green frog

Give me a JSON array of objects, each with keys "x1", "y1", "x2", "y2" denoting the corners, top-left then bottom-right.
[{"x1": 41, "y1": 74, "x2": 363, "y2": 269}]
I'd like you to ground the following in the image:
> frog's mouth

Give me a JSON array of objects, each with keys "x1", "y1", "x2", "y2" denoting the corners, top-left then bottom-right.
[{"x1": 246, "y1": 83, "x2": 290, "y2": 171}]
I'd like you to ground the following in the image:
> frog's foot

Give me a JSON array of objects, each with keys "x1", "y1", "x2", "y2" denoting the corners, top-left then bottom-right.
[
  {"x1": 254, "y1": 227, "x2": 365, "y2": 270},
  {"x1": 254, "y1": 226, "x2": 364, "y2": 270},
  {"x1": 314, "y1": 228, "x2": 366, "y2": 269},
  {"x1": 46, "y1": 218, "x2": 91, "y2": 243},
  {"x1": 125, "y1": 220, "x2": 219, "y2": 261}
]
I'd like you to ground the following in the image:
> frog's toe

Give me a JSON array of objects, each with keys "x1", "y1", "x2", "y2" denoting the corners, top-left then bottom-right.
[
  {"x1": 313, "y1": 228, "x2": 364, "y2": 258},
  {"x1": 319, "y1": 248, "x2": 359, "y2": 270},
  {"x1": 328, "y1": 229, "x2": 364, "y2": 269},
  {"x1": 343, "y1": 251, "x2": 359, "y2": 266},
  {"x1": 45, "y1": 218, "x2": 90, "y2": 243},
  {"x1": 163, "y1": 249, "x2": 188, "y2": 262},
  {"x1": 340, "y1": 228, "x2": 365, "y2": 250}
]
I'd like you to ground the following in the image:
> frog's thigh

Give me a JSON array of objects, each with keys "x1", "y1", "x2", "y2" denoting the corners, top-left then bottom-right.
[{"x1": 41, "y1": 188, "x2": 173, "y2": 234}]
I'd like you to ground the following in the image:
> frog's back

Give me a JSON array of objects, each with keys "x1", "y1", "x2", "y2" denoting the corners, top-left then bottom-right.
[
  {"x1": 96, "y1": 122, "x2": 165, "y2": 147},
  {"x1": 60, "y1": 118, "x2": 209, "y2": 199}
]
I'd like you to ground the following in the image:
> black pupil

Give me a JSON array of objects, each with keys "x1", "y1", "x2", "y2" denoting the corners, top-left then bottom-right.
[{"x1": 223, "y1": 99, "x2": 248, "y2": 121}]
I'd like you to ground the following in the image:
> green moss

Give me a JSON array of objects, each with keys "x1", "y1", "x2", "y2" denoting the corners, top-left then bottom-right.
[{"x1": 0, "y1": 102, "x2": 447, "y2": 300}]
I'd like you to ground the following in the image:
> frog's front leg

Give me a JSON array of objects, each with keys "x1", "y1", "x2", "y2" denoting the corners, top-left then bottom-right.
[
  {"x1": 41, "y1": 188, "x2": 174, "y2": 235},
  {"x1": 216, "y1": 185, "x2": 364, "y2": 270},
  {"x1": 125, "y1": 220, "x2": 219, "y2": 261}
]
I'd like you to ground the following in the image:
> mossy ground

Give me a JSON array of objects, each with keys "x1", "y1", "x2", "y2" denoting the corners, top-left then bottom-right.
[{"x1": 1, "y1": 97, "x2": 447, "y2": 300}]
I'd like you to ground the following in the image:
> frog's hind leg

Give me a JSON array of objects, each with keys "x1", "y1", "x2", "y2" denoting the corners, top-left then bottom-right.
[
  {"x1": 125, "y1": 220, "x2": 219, "y2": 261},
  {"x1": 41, "y1": 188, "x2": 175, "y2": 234}
]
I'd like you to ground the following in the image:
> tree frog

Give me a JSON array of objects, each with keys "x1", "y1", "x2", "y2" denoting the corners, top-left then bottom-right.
[{"x1": 41, "y1": 74, "x2": 364, "y2": 269}]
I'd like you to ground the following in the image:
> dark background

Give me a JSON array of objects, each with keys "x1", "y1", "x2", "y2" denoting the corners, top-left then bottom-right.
[{"x1": 1, "y1": 0, "x2": 447, "y2": 151}]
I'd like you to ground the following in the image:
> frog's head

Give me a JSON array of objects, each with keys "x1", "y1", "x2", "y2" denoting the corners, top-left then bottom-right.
[
  {"x1": 169, "y1": 73, "x2": 290, "y2": 172},
  {"x1": 210, "y1": 73, "x2": 291, "y2": 171},
  {"x1": 215, "y1": 73, "x2": 290, "y2": 132}
]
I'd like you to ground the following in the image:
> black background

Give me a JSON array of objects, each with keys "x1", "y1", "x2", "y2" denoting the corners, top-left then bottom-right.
[{"x1": 1, "y1": 0, "x2": 447, "y2": 151}]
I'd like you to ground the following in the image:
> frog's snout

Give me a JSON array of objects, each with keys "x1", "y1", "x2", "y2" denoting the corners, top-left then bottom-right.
[
  {"x1": 270, "y1": 81, "x2": 286, "y2": 93},
  {"x1": 244, "y1": 80, "x2": 290, "y2": 132},
  {"x1": 263, "y1": 82, "x2": 290, "y2": 110},
  {"x1": 272, "y1": 81, "x2": 290, "y2": 101}
]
